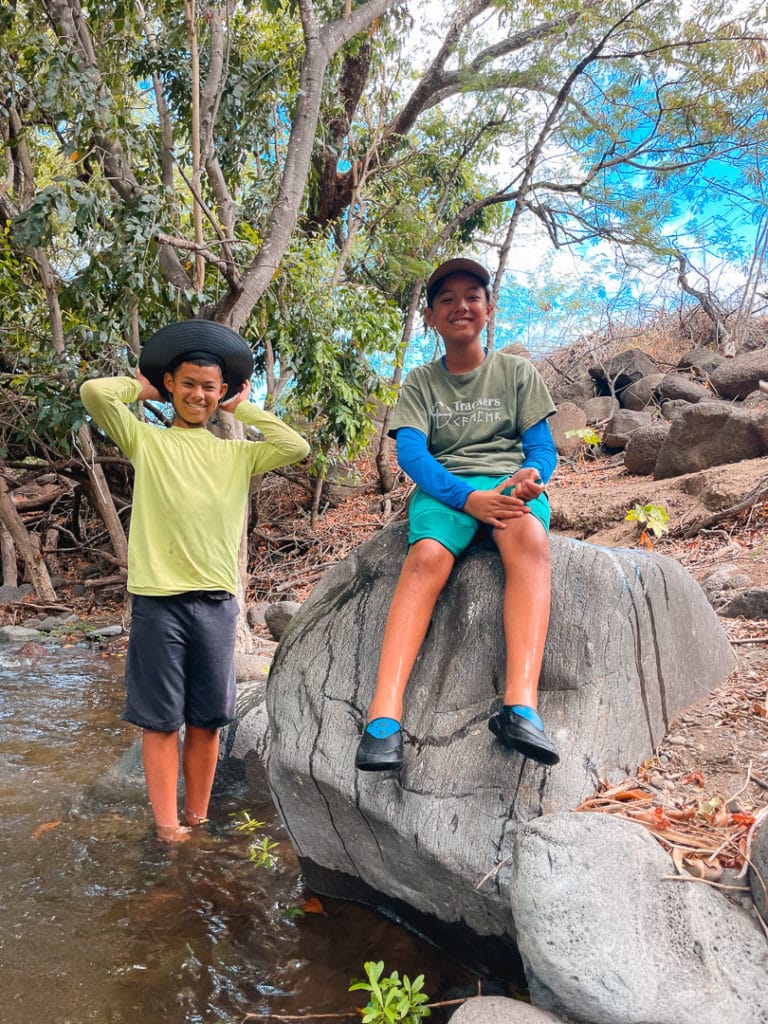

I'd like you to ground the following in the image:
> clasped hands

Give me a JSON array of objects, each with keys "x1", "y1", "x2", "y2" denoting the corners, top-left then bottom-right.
[{"x1": 463, "y1": 468, "x2": 545, "y2": 529}]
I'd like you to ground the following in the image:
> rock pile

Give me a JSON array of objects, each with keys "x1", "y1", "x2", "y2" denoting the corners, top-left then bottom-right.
[{"x1": 548, "y1": 345, "x2": 768, "y2": 478}]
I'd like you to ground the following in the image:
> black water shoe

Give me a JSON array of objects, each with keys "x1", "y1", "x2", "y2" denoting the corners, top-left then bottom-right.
[
  {"x1": 489, "y1": 708, "x2": 560, "y2": 766},
  {"x1": 355, "y1": 728, "x2": 403, "y2": 772}
]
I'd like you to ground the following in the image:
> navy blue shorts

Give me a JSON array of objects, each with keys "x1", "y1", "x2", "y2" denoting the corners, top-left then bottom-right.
[{"x1": 124, "y1": 592, "x2": 238, "y2": 732}]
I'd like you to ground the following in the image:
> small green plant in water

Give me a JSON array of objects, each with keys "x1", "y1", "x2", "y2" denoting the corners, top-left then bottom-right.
[
  {"x1": 282, "y1": 906, "x2": 305, "y2": 920},
  {"x1": 625, "y1": 502, "x2": 669, "y2": 545},
  {"x1": 249, "y1": 836, "x2": 280, "y2": 869},
  {"x1": 349, "y1": 960, "x2": 431, "y2": 1024},
  {"x1": 230, "y1": 810, "x2": 266, "y2": 835}
]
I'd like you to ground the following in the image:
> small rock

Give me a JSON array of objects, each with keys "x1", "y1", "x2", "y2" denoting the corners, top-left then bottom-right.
[
  {"x1": 648, "y1": 772, "x2": 675, "y2": 791},
  {"x1": 247, "y1": 601, "x2": 270, "y2": 628},
  {"x1": 86, "y1": 624, "x2": 123, "y2": 639},
  {"x1": 717, "y1": 588, "x2": 768, "y2": 620},
  {"x1": 449, "y1": 996, "x2": 568, "y2": 1024},
  {"x1": 17, "y1": 641, "x2": 48, "y2": 658},
  {"x1": 36, "y1": 615, "x2": 79, "y2": 631},
  {"x1": 702, "y1": 568, "x2": 750, "y2": 596},
  {"x1": 264, "y1": 601, "x2": 302, "y2": 641},
  {"x1": 0, "y1": 625, "x2": 44, "y2": 642},
  {"x1": 665, "y1": 734, "x2": 688, "y2": 746},
  {"x1": 234, "y1": 652, "x2": 273, "y2": 681}
]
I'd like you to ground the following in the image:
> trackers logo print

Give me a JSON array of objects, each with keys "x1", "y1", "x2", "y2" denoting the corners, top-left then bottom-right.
[{"x1": 430, "y1": 397, "x2": 502, "y2": 429}]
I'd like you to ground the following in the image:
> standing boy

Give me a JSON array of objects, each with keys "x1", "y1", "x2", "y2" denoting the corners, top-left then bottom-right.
[
  {"x1": 356, "y1": 258, "x2": 559, "y2": 772},
  {"x1": 81, "y1": 321, "x2": 309, "y2": 841}
]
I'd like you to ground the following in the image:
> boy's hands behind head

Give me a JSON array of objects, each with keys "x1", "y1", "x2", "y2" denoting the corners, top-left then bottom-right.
[
  {"x1": 219, "y1": 379, "x2": 250, "y2": 412},
  {"x1": 135, "y1": 369, "x2": 163, "y2": 403}
]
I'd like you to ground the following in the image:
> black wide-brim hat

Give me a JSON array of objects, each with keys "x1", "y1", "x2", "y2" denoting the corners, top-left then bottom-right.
[{"x1": 139, "y1": 320, "x2": 254, "y2": 402}]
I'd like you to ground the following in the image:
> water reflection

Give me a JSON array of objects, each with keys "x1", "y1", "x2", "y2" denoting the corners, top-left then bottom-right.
[{"x1": 0, "y1": 643, "x2": 476, "y2": 1024}]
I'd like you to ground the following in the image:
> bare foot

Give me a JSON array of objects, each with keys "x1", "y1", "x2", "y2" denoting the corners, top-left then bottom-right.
[
  {"x1": 156, "y1": 824, "x2": 193, "y2": 844},
  {"x1": 183, "y1": 809, "x2": 209, "y2": 828}
]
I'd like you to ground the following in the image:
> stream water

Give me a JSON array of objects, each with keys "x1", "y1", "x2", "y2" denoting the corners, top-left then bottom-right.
[{"x1": 0, "y1": 641, "x2": 477, "y2": 1024}]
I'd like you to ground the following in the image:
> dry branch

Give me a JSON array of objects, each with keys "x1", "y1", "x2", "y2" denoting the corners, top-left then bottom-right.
[{"x1": 677, "y1": 473, "x2": 768, "y2": 538}]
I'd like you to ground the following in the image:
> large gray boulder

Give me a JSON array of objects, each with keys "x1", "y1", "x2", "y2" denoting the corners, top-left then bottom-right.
[
  {"x1": 589, "y1": 349, "x2": 659, "y2": 396},
  {"x1": 0, "y1": 584, "x2": 34, "y2": 606},
  {"x1": 620, "y1": 373, "x2": 665, "y2": 411},
  {"x1": 749, "y1": 813, "x2": 768, "y2": 926},
  {"x1": 266, "y1": 525, "x2": 735, "y2": 971},
  {"x1": 510, "y1": 812, "x2": 768, "y2": 1024},
  {"x1": 677, "y1": 347, "x2": 726, "y2": 378},
  {"x1": 602, "y1": 408, "x2": 653, "y2": 449},
  {"x1": 623, "y1": 423, "x2": 670, "y2": 475},
  {"x1": 655, "y1": 373, "x2": 713, "y2": 404},
  {"x1": 711, "y1": 347, "x2": 768, "y2": 399},
  {"x1": 654, "y1": 403, "x2": 766, "y2": 479},
  {"x1": 549, "y1": 402, "x2": 588, "y2": 455},
  {"x1": 548, "y1": 376, "x2": 596, "y2": 407},
  {"x1": 581, "y1": 395, "x2": 618, "y2": 424}
]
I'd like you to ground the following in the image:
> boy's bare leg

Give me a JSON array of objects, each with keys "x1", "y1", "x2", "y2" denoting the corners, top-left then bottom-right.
[
  {"x1": 142, "y1": 729, "x2": 189, "y2": 842},
  {"x1": 493, "y1": 515, "x2": 551, "y2": 708},
  {"x1": 181, "y1": 725, "x2": 220, "y2": 826},
  {"x1": 367, "y1": 538, "x2": 455, "y2": 722}
]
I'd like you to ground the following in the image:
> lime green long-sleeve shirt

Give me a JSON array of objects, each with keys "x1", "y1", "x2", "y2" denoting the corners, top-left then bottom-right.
[{"x1": 80, "y1": 377, "x2": 310, "y2": 596}]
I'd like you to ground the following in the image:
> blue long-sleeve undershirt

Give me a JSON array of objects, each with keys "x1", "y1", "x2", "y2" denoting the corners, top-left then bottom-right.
[{"x1": 396, "y1": 419, "x2": 557, "y2": 512}]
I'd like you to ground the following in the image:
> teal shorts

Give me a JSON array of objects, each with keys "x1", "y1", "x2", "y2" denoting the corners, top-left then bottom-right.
[{"x1": 408, "y1": 474, "x2": 550, "y2": 557}]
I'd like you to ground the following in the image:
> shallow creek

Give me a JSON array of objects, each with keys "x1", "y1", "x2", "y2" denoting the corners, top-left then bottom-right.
[{"x1": 0, "y1": 642, "x2": 476, "y2": 1024}]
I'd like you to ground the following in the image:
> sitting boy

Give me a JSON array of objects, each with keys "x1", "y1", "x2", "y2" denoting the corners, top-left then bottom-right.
[
  {"x1": 356, "y1": 259, "x2": 559, "y2": 772},
  {"x1": 81, "y1": 321, "x2": 309, "y2": 841}
]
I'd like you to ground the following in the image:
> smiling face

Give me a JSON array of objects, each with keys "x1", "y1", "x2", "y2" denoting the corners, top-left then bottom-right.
[
  {"x1": 163, "y1": 361, "x2": 227, "y2": 429},
  {"x1": 424, "y1": 272, "x2": 493, "y2": 350}
]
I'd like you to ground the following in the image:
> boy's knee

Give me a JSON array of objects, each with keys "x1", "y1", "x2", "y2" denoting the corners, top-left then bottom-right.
[
  {"x1": 403, "y1": 539, "x2": 454, "y2": 579},
  {"x1": 496, "y1": 522, "x2": 550, "y2": 568}
]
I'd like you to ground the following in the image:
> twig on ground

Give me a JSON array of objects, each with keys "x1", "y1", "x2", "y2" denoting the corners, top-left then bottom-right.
[
  {"x1": 660, "y1": 875, "x2": 751, "y2": 891},
  {"x1": 725, "y1": 762, "x2": 755, "y2": 805},
  {"x1": 677, "y1": 473, "x2": 768, "y2": 538},
  {"x1": 240, "y1": 997, "x2": 471, "y2": 1024},
  {"x1": 476, "y1": 852, "x2": 514, "y2": 890}
]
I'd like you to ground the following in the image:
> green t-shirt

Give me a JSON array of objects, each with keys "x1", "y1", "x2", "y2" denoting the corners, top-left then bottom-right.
[
  {"x1": 389, "y1": 350, "x2": 555, "y2": 476},
  {"x1": 80, "y1": 377, "x2": 309, "y2": 596}
]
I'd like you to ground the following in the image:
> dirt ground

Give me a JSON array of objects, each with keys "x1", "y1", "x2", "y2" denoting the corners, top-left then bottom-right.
[{"x1": 548, "y1": 454, "x2": 768, "y2": 824}]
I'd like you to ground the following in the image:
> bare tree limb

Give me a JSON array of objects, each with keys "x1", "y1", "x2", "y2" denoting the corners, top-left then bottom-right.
[{"x1": 0, "y1": 469, "x2": 57, "y2": 601}]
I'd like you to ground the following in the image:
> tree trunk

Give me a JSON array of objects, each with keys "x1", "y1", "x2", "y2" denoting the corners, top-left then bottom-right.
[
  {"x1": 216, "y1": 0, "x2": 398, "y2": 329},
  {"x1": 76, "y1": 423, "x2": 129, "y2": 567},
  {"x1": 209, "y1": 409, "x2": 257, "y2": 655},
  {"x1": 376, "y1": 280, "x2": 423, "y2": 492},
  {"x1": 1, "y1": 523, "x2": 18, "y2": 586},
  {"x1": 0, "y1": 472, "x2": 57, "y2": 602},
  {"x1": 236, "y1": 517, "x2": 256, "y2": 655},
  {"x1": 310, "y1": 473, "x2": 324, "y2": 530},
  {"x1": 43, "y1": 527, "x2": 63, "y2": 576}
]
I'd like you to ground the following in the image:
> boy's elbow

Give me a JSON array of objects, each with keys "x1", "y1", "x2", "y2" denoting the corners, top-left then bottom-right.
[{"x1": 79, "y1": 378, "x2": 97, "y2": 409}]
